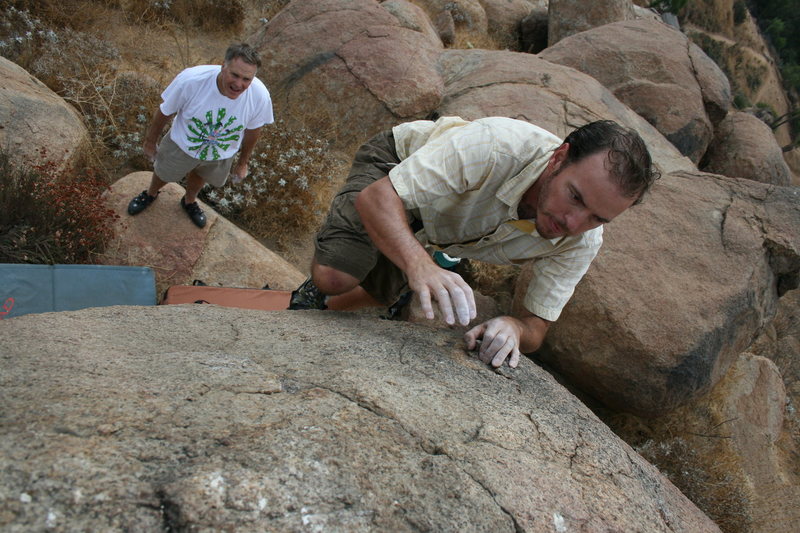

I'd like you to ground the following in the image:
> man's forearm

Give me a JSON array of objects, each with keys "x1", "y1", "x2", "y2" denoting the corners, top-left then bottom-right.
[
  {"x1": 144, "y1": 109, "x2": 171, "y2": 145},
  {"x1": 355, "y1": 176, "x2": 432, "y2": 272},
  {"x1": 356, "y1": 176, "x2": 476, "y2": 326},
  {"x1": 238, "y1": 128, "x2": 262, "y2": 165}
]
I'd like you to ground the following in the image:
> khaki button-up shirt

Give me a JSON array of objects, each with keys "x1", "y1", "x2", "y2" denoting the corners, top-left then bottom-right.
[{"x1": 389, "y1": 116, "x2": 602, "y2": 321}]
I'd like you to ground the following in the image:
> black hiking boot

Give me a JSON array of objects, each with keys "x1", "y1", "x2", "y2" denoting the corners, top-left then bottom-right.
[
  {"x1": 288, "y1": 278, "x2": 328, "y2": 310},
  {"x1": 127, "y1": 190, "x2": 158, "y2": 215},
  {"x1": 181, "y1": 196, "x2": 207, "y2": 228}
]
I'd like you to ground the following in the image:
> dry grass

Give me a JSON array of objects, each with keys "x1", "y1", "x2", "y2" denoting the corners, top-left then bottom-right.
[
  {"x1": 603, "y1": 410, "x2": 755, "y2": 533},
  {"x1": 0, "y1": 5, "x2": 160, "y2": 176},
  {"x1": 454, "y1": 29, "x2": 506, "y2": 51},
  {"x1": 456, "y1": 261, "x2": 519, "y2": 314},
  {"x1": 638, "y1": 437, "x2": 753, "y2": 532}
]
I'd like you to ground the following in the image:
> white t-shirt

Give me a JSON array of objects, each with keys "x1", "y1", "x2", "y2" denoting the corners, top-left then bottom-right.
[{"x1": 160, "y1": 65, "x2": 274, "y2": 161}]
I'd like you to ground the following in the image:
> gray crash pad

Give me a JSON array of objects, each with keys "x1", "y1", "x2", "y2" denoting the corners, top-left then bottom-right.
[{"x1": 0, "y1": 264, "x2": 156, "y2": 320}]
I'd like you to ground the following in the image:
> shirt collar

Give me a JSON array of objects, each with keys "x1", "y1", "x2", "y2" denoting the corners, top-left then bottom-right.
[{"x1": 496, "y1": 149, "x2": 554, "y2": 220}]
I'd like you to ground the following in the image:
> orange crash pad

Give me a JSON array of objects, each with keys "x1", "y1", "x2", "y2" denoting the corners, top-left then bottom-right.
[{"x1": 161, "y1": 285, "x2": 291, "y2": 311}]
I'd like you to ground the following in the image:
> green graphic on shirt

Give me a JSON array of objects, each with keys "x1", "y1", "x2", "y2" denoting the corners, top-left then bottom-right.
[{"x1": 186, "y1": 108, "x2": 244, "y2": 160}]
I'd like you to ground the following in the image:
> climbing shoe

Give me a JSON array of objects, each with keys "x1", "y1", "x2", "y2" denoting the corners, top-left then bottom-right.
[
  {"x1": 288, "y1": 278, "x2": 328, "y2": 310},
  {"x1": 127, "y1": 190, "x2": 158, "y2": 215},
  {"x1": 181, "y1": 196, "x2": 207, "y2": 228}
]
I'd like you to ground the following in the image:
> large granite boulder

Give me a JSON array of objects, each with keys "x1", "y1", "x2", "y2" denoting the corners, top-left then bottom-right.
[
  {"x1": 0, "y1": 306, "x2": 721, "y2": 531},
  {"x1": 249, "y1": 0, "x2": 696, "y2": 179},
  {"x1": 515, "y1": 171, "x2": 800, "y2": 416},
  {"x1": 479, "y1": 0, "x2": 541, "y2": 42},
  {"x1": 436, "y1": 49, "x2": 695, "y2": 175},
  {"x1": 547, "y1": 0, "x2": 635, "y2": 45},
  {"x1": 540, "y1": 18, "x2": 732, "y2": 164},
  {"x1": 607, "y1": 351, "x2": 799, "y2": 533},
  {"x1": 250, "y1": 0, "x2": 445, "y2": 150},
  {"x1": 99, "y1": 172, "x2": 305, "y2": 298},
  {"x1": 0, "y1": 57, "x2": 89, "y2": 168},
  {"x1": 408, "y1": 0, "x2": 545, "y2": 46},
  {"x1": 702, "y1": 111, "x2": 793, "y2": 186}
]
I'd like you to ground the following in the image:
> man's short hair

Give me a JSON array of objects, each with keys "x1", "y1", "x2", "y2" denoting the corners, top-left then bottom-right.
[
  {"x1": 563, "y1": 120, "x2": 660, "y2": 204},
  {"x1": 224, "y1": 43, "x2": 261, "y2": 69}
]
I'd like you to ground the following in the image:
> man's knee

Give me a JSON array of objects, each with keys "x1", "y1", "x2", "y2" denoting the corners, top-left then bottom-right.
[{"x1": 311, "y1": 262, "x2": 359, "y2": 295}]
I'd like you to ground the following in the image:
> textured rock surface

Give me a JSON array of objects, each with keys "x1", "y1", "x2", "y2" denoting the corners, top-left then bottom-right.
[
  {"x1": 436, "y1": 48, "x2": 695, "y2": 175},
  {"x1": 515, "y1": 171, "x2": 800, "y2": 416},
  {"x1": 607, "y1": 351, "x2": 800, "y2": 533},
  {"x1": 99, "y1": 172, "x2": 305, "y2": 298},
  {"x1": 547, "y1": 0, "x2": 635, "y2": 45},
  {"x1": 412, "y1": 0, "x2": 489, "y2": 33},
  {"x1": 0, "y1": 56, "x2": 88, "y2": 167},
  {"x1": 702, "y1": 111, "x2": 793, "y2": 186},
  {"x1": 479, "y1": 0, "x2": 539, "y2": 42},
  {"x1": 0, "y1": 306, "x2": 720, "y2": 531},
  {"x1": 540, "y1": 18, "x2": 731, "y2": 163},
  {"x1": 250, "y1": 0, "x2": 696, "y2": 178},
  {"x1": 381, "y1": 0, "x2": 441, "y2": 43},
  {"x1": 251, "y1": 0, "x2": 445, "y2": 151}
]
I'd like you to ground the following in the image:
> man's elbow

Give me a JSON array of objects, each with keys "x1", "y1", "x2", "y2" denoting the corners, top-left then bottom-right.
[
  {"x1": 354, "y1": 181, "x2": 380, "y2": 217},
  {"x1": 354, "y1": 188, "x2": 369, "y2": 217}
]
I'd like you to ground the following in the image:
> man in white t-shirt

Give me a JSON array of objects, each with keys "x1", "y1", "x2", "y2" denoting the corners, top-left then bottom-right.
[{"x1": 127, "y1": 43, "x2": 274, "y2": 228}]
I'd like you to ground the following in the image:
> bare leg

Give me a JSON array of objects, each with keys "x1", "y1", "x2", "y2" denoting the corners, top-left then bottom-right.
[
  {"x1": 311, "y1": 261, "x2": 360, "y2": 295},
  {"x1": 147, "y1": 173, "x2": 168, "y2": 197},
  {"x1": 310, "y1": 260, "x2": 382, "y2": 310},
  {"x1": 183, "y1": 170, "x2": 206, "y2": 203},
  {"x1": 327, "y1": 286, "x2": 382, "y2": 311}
]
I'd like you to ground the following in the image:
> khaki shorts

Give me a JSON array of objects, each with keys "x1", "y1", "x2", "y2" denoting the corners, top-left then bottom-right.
[
  {"x1": 314, "y1": 130, "x2": 414, "y2": 306},
  {"x1": 154, "y1": 131, "x2": 234, "y2": 187}
]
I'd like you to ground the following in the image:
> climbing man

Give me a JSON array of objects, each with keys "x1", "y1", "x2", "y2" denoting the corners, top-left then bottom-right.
[{"x1": 289, "y1": 116, "x2": 658, "y2": 368}]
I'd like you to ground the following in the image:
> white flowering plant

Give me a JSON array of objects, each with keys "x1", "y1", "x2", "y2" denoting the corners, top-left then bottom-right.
[
  {"x1": 0, "y1": 6, "x2": 160, "y2": 174},
  {"x1": 201, "y1": 120, "x2": 347, "y2": 249}
]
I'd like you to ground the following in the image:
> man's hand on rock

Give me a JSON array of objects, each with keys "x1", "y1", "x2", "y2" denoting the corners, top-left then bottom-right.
[
  {"x1": 407, "y1": 261, "x2": 476, "y2": 326},
  {"x1": 464, "y1": 316, "x2": 523, "y2": 368}
]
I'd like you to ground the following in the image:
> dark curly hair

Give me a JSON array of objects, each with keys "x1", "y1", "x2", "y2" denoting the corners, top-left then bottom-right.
[{"x1": 563, "y1": 120, "x2": 660, "y2": 204}]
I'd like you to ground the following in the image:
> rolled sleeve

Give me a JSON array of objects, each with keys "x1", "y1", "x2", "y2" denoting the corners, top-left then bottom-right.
[{"x1": 388, "y1": 122, "x2": 497, "y2": 211}]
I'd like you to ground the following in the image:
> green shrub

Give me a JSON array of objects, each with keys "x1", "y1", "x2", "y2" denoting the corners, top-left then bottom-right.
[
  {"x1": 733, "y1": 91, "x2": 752, "y2": 109},
  {"x1": 0, "y1": 149, "x2": 119, "y2": 264}
]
